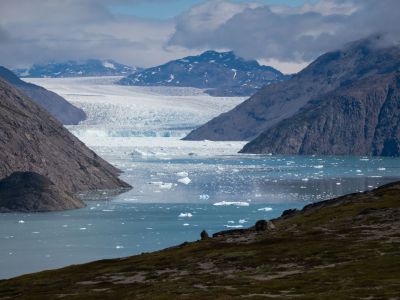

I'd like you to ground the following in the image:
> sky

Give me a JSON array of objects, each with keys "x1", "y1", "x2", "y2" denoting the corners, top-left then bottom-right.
[{"x1": 0, "y1": 0, "x2": 399, "y2": 73}]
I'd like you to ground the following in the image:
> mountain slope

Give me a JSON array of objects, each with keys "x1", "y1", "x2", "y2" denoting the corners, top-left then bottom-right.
[
  {"x1": 184, "y1": 37, "x2": 400, "y2": 141},
  {"x1": 0, "y1": 172, "x2": 85, "y2": 213},
  {"x1": 241, "y1": 72, "x2": 400, "y2": 155},
  {"x1": 14, "y1": 59, "x2": 139, "y2": 78},
  {"x1": 0, "y1": 78, "x2": 130, "y2": 193},
  {"x1": 1, "y1": 181, "x2": 399, "y2": 298},
  {"x1": 0, "y1": 66, "x2": 86, "y2": 125},
  {"x1": 118, "y1": 50, "x2": 286, "y2": 96}
]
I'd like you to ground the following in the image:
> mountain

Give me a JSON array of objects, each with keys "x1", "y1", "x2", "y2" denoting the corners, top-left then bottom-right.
[
  {"x1": 0, "y1": 172, "x2": 85, "y2": 213},
  {"x1": 241, "y1": 72, "x2": 400, "y2": 155},
  {"x1": 184, "y1": 37, "x2": 400, "y2": 142},
  {"x1": 118, "y1": 50, "x2": 286, "y2": 96},
  {"x1": 1, "y1": 181, "x2": 399, "y2": 298},
  {"x1": 14, "y1": 59, "x2": 139, "y2": 78},
  {"x1": 0, "y1": 66, "x2": 86, "y2": 125},
  {"x1": 0, "y1": 78, "x2": 130, "y2": 193}
]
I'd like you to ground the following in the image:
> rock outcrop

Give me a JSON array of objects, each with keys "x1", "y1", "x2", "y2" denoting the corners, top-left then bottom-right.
[
  {"x1": 184, "y1": 37, "x2": 400, "y2": 141},
  {"x1": 119, "y1": 50, "x2": 286, "y2": 97},
  {"x1": 0, "y1": 172, "x2": 85, "y2": 212},
  {"x1": 0, "y1": 78, "x2": 130, "y2": 193},
  {"x1": 0, "y1": 66, "x2": 86, "y2": 125}
]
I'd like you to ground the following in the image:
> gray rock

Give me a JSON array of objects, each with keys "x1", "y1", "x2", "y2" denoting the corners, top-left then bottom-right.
[
  {"x1": 0, "y1": 172, "x2": 85, "y2": 213},
  {"x1": 255, "y1": 220, "x2": 275, "y2": 231},
  {"x1": 200, "y1": 230, "x2": 209, "y2": 240}
]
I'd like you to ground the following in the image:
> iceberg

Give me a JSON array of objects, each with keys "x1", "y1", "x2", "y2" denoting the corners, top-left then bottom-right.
[
  {"x1": 213, "y1": 201, "x2": 250, "y2": 207},
  {"x1": 178, "y1": 177, "x2": 191, "y2": 185}
]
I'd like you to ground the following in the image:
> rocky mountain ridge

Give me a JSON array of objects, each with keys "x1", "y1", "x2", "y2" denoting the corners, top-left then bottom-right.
[
  {"x1": 184, "y1": 37, "x2": 400, "y2": 143},
  {"x1": 0, "y1": 78, "x2": 130, "y2": 194},
  {"x1": 14, "y1": 59, "x2": 139, "y2": 78},
  {"x1": 241, "y1": 72, "x2": 400, "y2": 155},
  {"x1": 0, "y1": 66, "x2": 86, "y2": 125},
  {"x1": 118, "y1": 50, "x2": 287, "y2": 96}
]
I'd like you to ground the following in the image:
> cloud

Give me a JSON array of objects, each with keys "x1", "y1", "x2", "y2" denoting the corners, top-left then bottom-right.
[
  {"x1": 0, "y1": 0, "x2": 399, "y2": 73},
  {"x1": 0, "y1": 0, "x2": 197, "y2": 68},
  {"x1": 169, "y1": 0, "x2": 400, "y2": 72}
]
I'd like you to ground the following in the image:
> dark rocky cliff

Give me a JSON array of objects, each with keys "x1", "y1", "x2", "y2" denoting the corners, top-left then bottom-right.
[
  {"x1": 241, "y1": 73, "x2": 400, "y2": 156},
  {"x1": 184, "y1": 37, "x2": 400, "y2": 141},
  {"x1": 0, "y1": 66, "x2": 86, "y2": 125},
  {"x1": 0, "y1": 172, "x2": 85, "y2": 212},
  {"x1": 0, "y1": 78, "x2": 130, "y2": 193}
]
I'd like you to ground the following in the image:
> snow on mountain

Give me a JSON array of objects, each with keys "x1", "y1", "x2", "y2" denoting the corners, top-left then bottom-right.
[
  {"x1": 118, "y1": 50, "x2": 288, "y2": 96},
  {"x1": 14, "y1": 59, "x2": 140, "y2": 78}
]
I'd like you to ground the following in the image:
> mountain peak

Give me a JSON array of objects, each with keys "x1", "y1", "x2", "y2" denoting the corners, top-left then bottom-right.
[
  {"x1": 14, "y1": 59, "x2": 139, "y2": 78},
  {"x1": 119, "y1": 50, "x2": 286, "y2": 96}
]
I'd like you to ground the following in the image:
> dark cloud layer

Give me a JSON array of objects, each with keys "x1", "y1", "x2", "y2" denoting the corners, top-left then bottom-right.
[{"x1": 169, "y1": 0, "x2": 400, "y2": 65}]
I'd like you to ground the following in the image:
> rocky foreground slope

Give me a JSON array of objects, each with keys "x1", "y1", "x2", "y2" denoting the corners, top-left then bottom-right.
[
  {"x1": 1, "y1": 182, "x2": 399, "y2": 299},
  {"x1": 0, "y1": 78, "x2": 130, "y2": 193},
  {"x1": 0, "y1": 66, "x2": 86, "y2": 125},
  {"x1": 119, "y1": 50, "x2": 286, "y2": 96},
  {"x1": 184, "y1": 37, "x2": 400, "y2": 142}
]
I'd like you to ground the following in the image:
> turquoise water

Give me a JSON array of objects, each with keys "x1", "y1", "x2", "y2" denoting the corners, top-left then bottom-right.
[{"x1": 1, "y1": 152, "x2": 400, "y2": 279}]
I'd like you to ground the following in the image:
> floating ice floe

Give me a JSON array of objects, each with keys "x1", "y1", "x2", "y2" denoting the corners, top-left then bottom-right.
[
  {"x1": 178, "y1": 177, "x2": 191, "y2": 185},
  {"x1": 238, "y1": 219, "x2": 247, "y2": 224},
  {"x1": 151, "y1": 181, "x2": 174, "y2": 190},
  {"x1": 377, "y1": 167, "x2": 386, "y2": 171},
  {"x1": 257, "y1": 207, "x2": 273, "y2": 212},
  {"x1": 178, "y1": 212, "x2": 193, "y2": 218},
  {"x1": 224, "y1": 225, "x2": 244, "y2": 228},
  {"x1": 115, "y1": 245, "x2": 124, "y2": 249},
  {"x1": 213, "y1": 201, "x2": 250, "y2": 207},
  {"x1": 314, "y1": 165, "x2": 324, "y2": 169},
  {"x1": 18, "y1": 220, "x2": 25, "y2": 224},
  {"x1": 176, "y1": 171, "x2": 189, "y2": 177},
  {"x1": 183, "y1": 223, "x2": 190, "y2": 226}
]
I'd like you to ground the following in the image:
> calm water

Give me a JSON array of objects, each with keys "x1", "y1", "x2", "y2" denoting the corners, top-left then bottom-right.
[{"x1": 1, "y1": 142, "x2": 400, "y2": 279}]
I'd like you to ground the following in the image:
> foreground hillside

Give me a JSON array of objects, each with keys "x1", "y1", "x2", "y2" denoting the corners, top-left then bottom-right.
[{"x1": 1, "y1": 182, "x2": 399, "y2": 299}]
